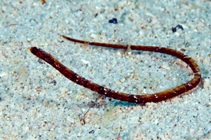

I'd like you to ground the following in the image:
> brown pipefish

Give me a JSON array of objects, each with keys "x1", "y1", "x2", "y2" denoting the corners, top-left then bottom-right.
[{"x1": 30, "y1": 35, "x2": 201, "y2": 104}]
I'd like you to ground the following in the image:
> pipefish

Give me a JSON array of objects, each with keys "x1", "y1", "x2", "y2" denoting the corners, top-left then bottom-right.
[{"x1": 30, "y1": 35, "x2": 201, "y2": 104}]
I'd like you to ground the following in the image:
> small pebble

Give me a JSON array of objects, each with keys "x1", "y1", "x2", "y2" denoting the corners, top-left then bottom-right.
[{"x1": 109, "y1": 18, "x2": 118, "y2": 24}]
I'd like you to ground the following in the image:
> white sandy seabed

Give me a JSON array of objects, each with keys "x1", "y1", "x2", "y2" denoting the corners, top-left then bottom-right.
[{"x1": 0, "y1": 0, "x2": 211, "y2": 139}]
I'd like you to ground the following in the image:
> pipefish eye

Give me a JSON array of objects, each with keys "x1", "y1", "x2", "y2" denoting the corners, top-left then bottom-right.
[{"x1": 30, "y1": 47, "x2": 44, "y2": 58}]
